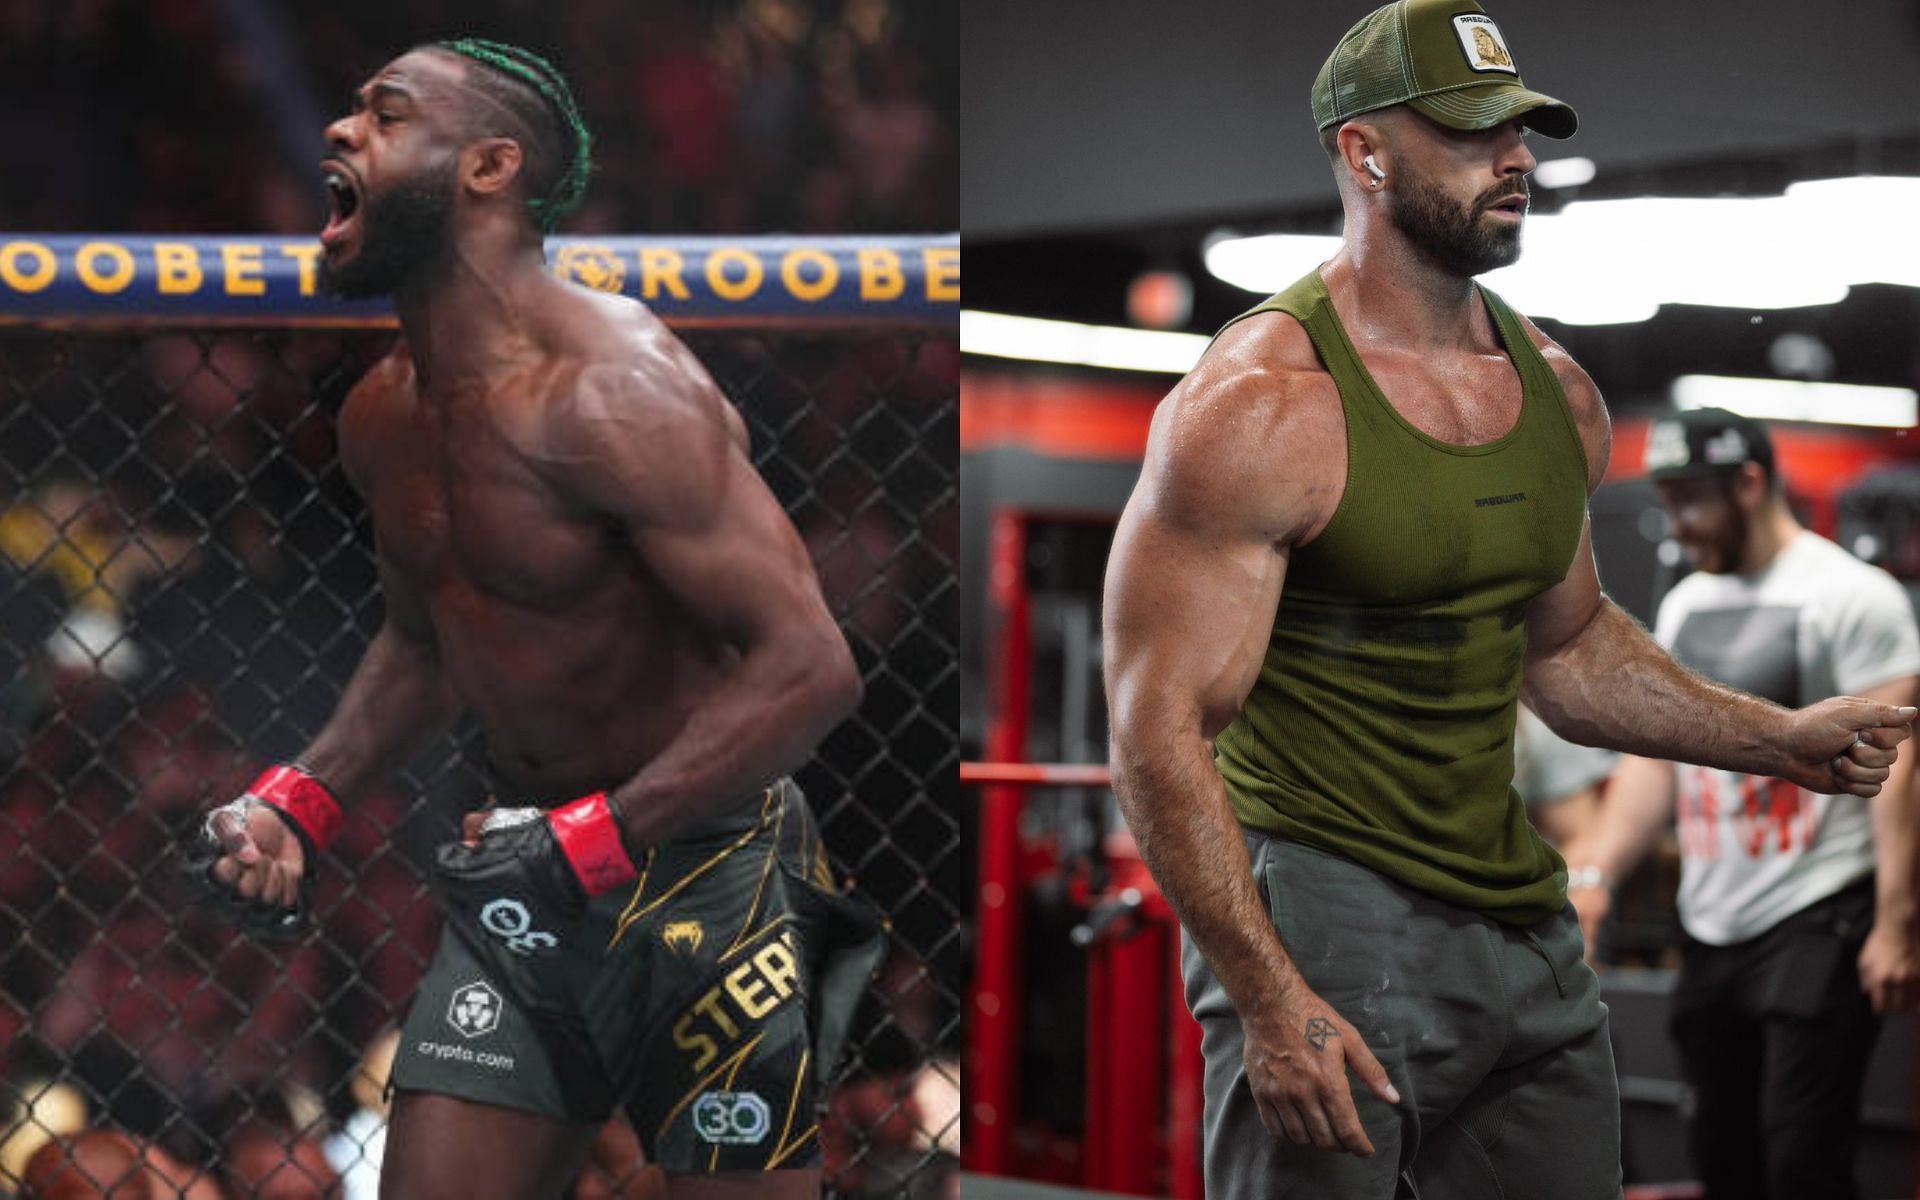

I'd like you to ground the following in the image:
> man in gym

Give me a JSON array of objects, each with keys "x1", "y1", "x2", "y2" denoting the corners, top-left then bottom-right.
[{"x1": 1102, "y1": 3, "x2": 1915, "y2": 1196}]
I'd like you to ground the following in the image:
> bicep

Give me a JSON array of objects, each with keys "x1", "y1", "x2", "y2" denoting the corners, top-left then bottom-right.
[
  {"x1": 1512, "y1": 324, "x2": 1617, "y2": 660},
  {"x1": 1523, "y1": 515, "x2": 1605, "y2": 660},
  {"x1": 1104, "y1": 484, "x2": 1288, "y2": 744},
  {"x1": 552, "y1": 354, "x2": 833, "y2": 645},
  {"x1": 628, "y1": 450, "x2": 832, "y2": 646},
  {"x1": 1102, "y1": 348, "x2": 1332, "y2": 744}
]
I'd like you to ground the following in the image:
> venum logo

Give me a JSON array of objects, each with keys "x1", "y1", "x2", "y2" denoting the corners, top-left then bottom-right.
[
  {"x1": 663, "y1": 920, "x2": 705, "y2": 957},
  {"x1": 447, "y1": 981, "x2": 503, "y2": 1039},
  {"x1": 692, "y1": 1091, "x2": 772, "y2": 1145}
]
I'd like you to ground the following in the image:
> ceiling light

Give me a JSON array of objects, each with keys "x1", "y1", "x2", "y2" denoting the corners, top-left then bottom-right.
[
  {"x1": 1204, "y1": 175, "x2": 1915, "y2": 325},
  {"x1": 961, "y1": 310, "x2": 1207, "y2": 374},
  {"x1": 1672, "y1": 375, "x2": 1918, "y2": 428},
  {"x1": 1531, "y1": 157, "x2": 1595, "y2": 189}
]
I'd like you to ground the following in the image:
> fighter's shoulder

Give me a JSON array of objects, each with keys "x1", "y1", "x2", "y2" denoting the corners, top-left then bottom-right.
[
  {"x1": 535, "y1": 293, "x2": 739, "y2": 510},
  {"x1": 1510, "y1": 308, "x2": 1610, "y2": 488},
  {"x1": 549, "y1": 328, "x2": 730, "y2": 447},
  {"x1": 1142, "y1": 311, "x2": 1341, "y2": 537}
]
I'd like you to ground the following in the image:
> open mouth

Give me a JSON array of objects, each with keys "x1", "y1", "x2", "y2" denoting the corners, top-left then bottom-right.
[
  {"x1": 1485, "y1": 193, "x2": 1529, "y2": 219},
  {"x1": 320, "y1": 163, "x2": 363, "y2": 249}
]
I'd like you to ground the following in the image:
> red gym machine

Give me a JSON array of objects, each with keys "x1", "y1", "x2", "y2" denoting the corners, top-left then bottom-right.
[{"x1": 963, "y1": 509, "x2": 1204, "y2": 1199}]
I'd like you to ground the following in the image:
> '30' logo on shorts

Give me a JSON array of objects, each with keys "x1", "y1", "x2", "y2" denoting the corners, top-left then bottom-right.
[
  {"x1": 480, "y1": 898, "x2": 559, "y2": 955},
  {"x1": 693, "y1": 1091, "x2": 772, "y2": 1145}
]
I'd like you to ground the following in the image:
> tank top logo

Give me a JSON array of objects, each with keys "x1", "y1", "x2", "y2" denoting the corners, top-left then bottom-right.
[{"x1": 1473, "y1": 491, "x2": 1527, "y2": 508}]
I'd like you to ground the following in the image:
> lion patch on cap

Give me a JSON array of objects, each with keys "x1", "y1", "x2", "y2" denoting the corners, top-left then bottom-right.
[{"x1": 1453, "y1": 14, "x2": 1517, "y2": 74}]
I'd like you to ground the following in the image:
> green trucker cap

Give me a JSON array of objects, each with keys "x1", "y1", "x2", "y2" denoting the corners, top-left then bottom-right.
[{"x1": 1312, "y1": 0, "x2": 1577, "y2": 139}]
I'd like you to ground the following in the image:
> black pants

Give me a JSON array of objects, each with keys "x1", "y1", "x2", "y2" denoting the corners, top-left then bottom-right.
[{"x1": 1670, "y1": 878, "x2": 1880, "y2": 1200}]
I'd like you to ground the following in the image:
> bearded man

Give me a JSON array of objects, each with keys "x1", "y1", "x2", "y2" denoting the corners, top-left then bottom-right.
[
  {"x1": 1101, "y1": 3, "x2": 1915, "y2": 1196},
  {"x1": 190, "y1": 39, "x2": 881, "y2": 1200}
]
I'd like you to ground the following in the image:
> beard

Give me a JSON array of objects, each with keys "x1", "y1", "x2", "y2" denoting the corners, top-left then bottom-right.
[
  {"x1": 1387, "y1": 167, "x2": 1527, "y2": 278},
  {"x1": 321, "y1": 159, "x2": 458, "y2": 299},
  {"x1": 1699, "y1": 491, "x2": 1750, "y2": 574}
]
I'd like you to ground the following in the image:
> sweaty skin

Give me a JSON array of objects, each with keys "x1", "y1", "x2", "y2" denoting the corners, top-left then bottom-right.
[
  {"x1": 1104, "y1": 106, "x2": 1913, "y2": 1163},
  {"x1": 206, "y1": 47, "x2": 855, "y2": 1200},
  {"x1": 324, "y1": 281, "x2": 851, "y2": 817}
]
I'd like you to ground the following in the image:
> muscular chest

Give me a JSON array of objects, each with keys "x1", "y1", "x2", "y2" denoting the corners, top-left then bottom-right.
[
  {"x1": 368, "y1": 417, "x2": 613, "y2": 608},
  {"x1": 1365, "y1": 353, "x2": 1524, "y2": 445}
]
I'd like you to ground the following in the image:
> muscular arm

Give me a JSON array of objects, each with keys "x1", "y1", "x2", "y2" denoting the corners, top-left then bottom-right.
[
  {"x1": 548, "y1": 343, "x2": 861, "y2": 848},
  {"x1": 1105, "y1": 412, "x2": 1299, "y2": 1026},
  {"x1": 1104, "y1": 318, "x2": 1395, "y2": 1156},
  {"x1": 1523, "y1": 584, "x2": 1800, "y2": 772},
  {"x1": 204, "y1": 353, "x2": 466, "y2": 912}
]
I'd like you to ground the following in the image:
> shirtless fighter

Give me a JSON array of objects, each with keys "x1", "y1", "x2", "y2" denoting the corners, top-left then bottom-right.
[
  {"x1": 1102, "y1": 2, "x2": 1916, "y2": 1196},
  {"x1": 184, "y1": 39, "x2": 880, "y2": 1200}
]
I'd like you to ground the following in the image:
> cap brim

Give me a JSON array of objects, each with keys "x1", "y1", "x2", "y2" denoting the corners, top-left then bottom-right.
[
  {"x1": 1645, "y1": 464, "x2": 1739, "y2": 482},
  {"x1": 1409, "y1": 84, "x2": 1578, "y2": 139}
]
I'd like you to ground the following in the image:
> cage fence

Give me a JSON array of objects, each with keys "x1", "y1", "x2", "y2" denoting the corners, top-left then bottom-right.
[{"x1": 0, "y1": 236, "x2": 959, "y2": 1199}]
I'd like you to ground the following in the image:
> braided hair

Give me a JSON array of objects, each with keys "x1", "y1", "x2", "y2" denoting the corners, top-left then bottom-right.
[{"x1": 431, "y1": 37, "x2": 593, "y2": 234}]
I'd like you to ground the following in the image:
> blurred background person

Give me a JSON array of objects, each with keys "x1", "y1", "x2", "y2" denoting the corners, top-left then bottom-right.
[
  {"x1": 1513, "y1": 703, "x2": 1618, "y2": 860},
  {"x1": 1568, "y1": 408, "x2": 1920, "y2": 1200}
]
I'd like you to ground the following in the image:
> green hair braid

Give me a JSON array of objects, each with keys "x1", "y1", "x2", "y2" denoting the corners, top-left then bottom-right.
[{"x1": 434, "y1": 37, "x2": 593, "y2": 234}]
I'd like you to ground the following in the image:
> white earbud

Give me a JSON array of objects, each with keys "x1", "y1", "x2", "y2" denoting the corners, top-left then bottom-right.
[{"x1": 1363, "y1": 155, "x2": 1386, "y2": 183}]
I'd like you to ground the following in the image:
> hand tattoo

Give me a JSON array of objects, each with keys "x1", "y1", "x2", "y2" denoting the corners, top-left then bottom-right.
[{"x1": 1304, "y1": 1017, "x2": 1337, "y2": 1051}]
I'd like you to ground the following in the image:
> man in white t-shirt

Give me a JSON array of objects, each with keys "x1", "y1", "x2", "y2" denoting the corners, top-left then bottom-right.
[
  {"x1": 1571, "y1": 407, "x2": 1920, "y2": 1199},
  {"x1": 1514, "y1": 703, "x2": 1619, "y2": 855}
]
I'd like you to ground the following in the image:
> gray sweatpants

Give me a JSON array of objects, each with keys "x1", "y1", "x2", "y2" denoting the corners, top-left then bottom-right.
[{"x1": 1182, "y1": 831, "x2": 1623, "y2": 1199}]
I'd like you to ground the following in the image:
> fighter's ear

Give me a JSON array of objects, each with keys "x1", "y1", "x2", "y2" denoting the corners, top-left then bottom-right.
[{"x1": 463, "y1": 137, "x2": 524, "y2": 199}]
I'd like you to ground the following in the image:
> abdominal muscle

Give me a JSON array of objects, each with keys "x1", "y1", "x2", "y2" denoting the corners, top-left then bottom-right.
[{"x1": 426, "y1": 576, "x2": 733, "y2": 804}]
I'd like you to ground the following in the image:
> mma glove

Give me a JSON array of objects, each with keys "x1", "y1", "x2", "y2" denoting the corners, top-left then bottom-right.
[
  {"x1": 432, "y1": 792, "x2": 641, "y2": 958},
  {"x1": 183, "y1": 765, "x2": 343, "y2": 941}
]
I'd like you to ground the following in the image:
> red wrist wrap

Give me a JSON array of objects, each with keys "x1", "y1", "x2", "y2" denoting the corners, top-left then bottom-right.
[
  {"x1": 549, "y1": 792, "x2": 639, "y2": 896},
  {"x1": 250, "y1": 765, "x2": 344, "y2": 851}
]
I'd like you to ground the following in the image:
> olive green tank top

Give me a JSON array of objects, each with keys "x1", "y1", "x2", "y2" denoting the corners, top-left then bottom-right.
[{"x1": 1213, "y1": 269, "x2": 1588, "y2": 926}]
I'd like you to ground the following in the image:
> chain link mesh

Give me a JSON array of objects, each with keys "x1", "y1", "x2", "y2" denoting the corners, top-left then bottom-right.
[{"x1": 0, "y1": 321, "x2": 958, "y2": 1198}]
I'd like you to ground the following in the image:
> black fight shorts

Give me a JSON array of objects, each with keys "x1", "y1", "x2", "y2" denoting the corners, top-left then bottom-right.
[{"x1": 391, "y1": 780, "x2": 886, "y2": 1173}]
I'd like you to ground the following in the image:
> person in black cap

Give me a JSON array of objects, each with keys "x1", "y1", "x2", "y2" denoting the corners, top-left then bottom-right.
[
  {"x1": 1100, "y1": 0, "x2": 1918, "y2": 1195},
  {"x1": 1570, "y1": 407, "x2": 1920, "y2": 1199}
]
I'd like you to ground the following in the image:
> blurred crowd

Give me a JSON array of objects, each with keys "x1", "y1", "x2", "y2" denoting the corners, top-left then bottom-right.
[{"x1": 0, "y1": 0, "x2": 957, "y2": 236}]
